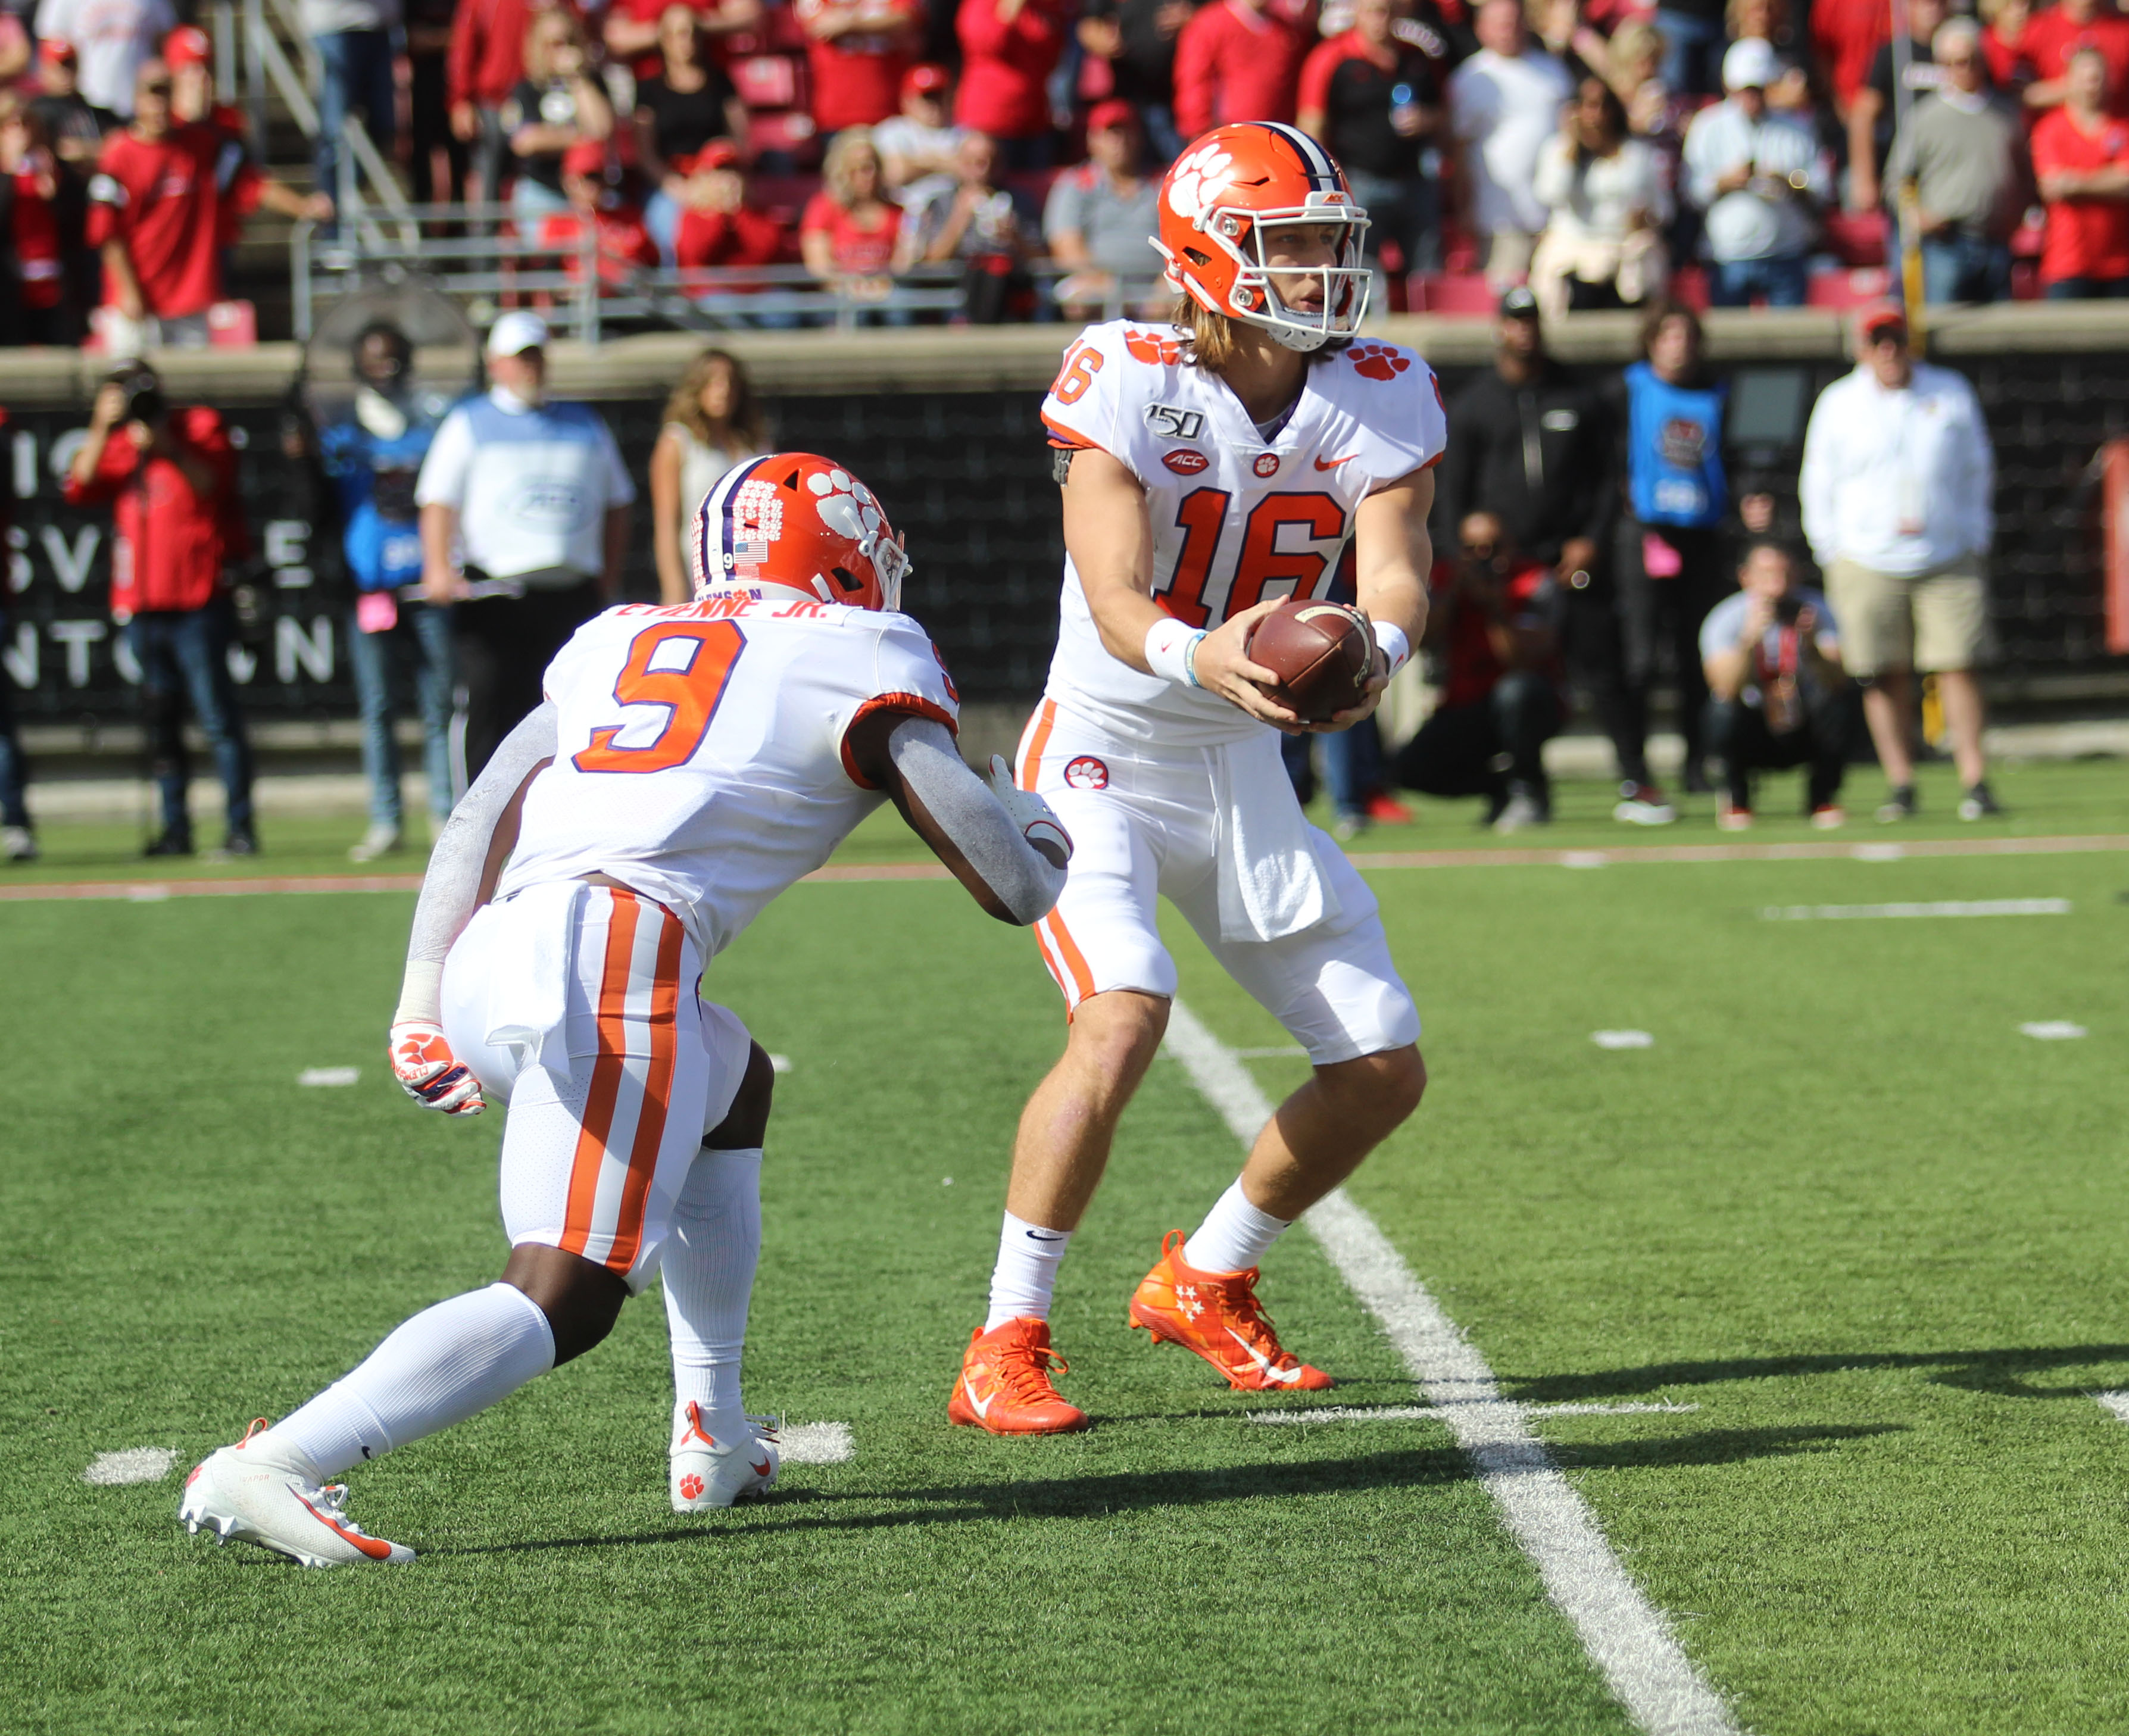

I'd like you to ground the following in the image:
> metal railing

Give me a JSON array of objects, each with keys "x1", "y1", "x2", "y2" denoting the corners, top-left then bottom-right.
[{"x1": 292, "y1": 204, "x2": 1169, "y2": 344}]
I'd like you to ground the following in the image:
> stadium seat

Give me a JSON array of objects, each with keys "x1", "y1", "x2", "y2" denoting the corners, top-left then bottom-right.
[
  {"x1": 1806, "y1": 266, "x2": 1891, "y2": 309},
  {"x1": 1822, "y1": 210, "x2": 1889, "y2": 268},
  {"x1": 1409, "y1": 272, "x2": 1496, "y2": 315},
  {"x1": 206, "y1": 301, "x2": 257, "y2": 348},
  {"x1": 1670, "y1": 264, "x2": 1709, "y2": 310}
]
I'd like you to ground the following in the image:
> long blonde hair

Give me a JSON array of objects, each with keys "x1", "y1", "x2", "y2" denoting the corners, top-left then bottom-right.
[
  {"x1": 662, "y1": 348, "x2": 766, "y2": 455},
  {"x1": 823, "y1": 127, "x2": 884, "y2": 209},
  {"x1": 1171, "y1": 297, "x2": 1349, "y2": 373}
]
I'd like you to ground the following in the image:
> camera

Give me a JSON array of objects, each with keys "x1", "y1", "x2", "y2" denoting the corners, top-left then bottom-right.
[
  {"x1": 1773, "y1": 592, "x2": 1803, "y2": 626},
  {"x1": 113, "y1": 363, "x2": 166, "y2": 427}
]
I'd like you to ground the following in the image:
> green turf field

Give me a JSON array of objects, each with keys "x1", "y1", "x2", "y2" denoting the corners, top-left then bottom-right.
[{"x1": 2, "y1": 763, "x2": 2124, "y2": 1734}]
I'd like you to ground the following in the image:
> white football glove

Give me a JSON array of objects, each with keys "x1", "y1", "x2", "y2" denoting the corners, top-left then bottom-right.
[
  {"x1": 388, "y1": 1019, "x2": 486, "y2": 1116},
  {"x1": 987, "y1": 755, "x2": 1073, "y2": 869}
]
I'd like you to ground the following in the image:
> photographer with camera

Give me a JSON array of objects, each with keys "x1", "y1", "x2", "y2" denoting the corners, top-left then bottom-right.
[
  {"x1": 1700, "y1": 540, "x2": 1851, "y2": 830},
  {"x1": 64, "y1": 358, "x2": 256, "y2": 857}
]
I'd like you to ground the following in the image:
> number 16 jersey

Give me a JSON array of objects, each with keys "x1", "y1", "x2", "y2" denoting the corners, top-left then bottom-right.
[{"x1": 1040, "y1": 320, "x2": 1447, "y2": 746}]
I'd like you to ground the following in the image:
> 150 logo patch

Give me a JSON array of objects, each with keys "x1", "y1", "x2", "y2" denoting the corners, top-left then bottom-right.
[{"x1": 1144, "y1": 404, "x2": 1206, "y2": 441}]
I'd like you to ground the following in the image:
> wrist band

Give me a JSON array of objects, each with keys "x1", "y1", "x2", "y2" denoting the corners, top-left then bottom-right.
[
  {"x1": 1144, "y1": 617, "x2": 1206, "y2": 689},
  {"x1": 1373, "y1": 621, "x2": 1411, "y2": 677},
  {"x1": 394, "y1": 958, "x2": 445, "y2": 1027}
]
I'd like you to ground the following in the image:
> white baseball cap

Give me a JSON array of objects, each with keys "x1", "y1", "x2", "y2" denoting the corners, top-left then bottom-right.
[
  {"x1": 486, "y1": 310, "x2": 549, "y2": 358},
  {"x1": 1722, "y1": 36, "x2": 1781, "y2": 90}
]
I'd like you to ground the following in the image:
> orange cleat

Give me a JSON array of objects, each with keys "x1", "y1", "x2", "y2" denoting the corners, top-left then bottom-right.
[
  {"x1": 1128, "y1": 1231, "x2": 1334, "y2": 1392},
  {"x1": 948, "y1": 1316, "x2": 1089, "y2": 1435}
]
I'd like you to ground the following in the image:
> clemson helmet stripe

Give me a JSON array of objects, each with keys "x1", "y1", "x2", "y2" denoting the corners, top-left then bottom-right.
[
  {"x1": 559, "y1": 891, "x2": 642, "y2": 1257},
  {"x1": 1262, "y1": 120, "x2": 1341, "y2": 189},
  {"x1": 701, "y1": 454, "x2": 777, "y2": 586},
  {"x1": 601, "y1": 908, "x2": 685, "y2": 1274}
]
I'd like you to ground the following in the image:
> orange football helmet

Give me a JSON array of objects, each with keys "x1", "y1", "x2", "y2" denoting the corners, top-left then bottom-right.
[
  {"x1": 688, "y1": 452, "x2": 911, "y2": 611},
  {"x1": 1155, "y1": 122, "x2": 1371, "y2": 352}
]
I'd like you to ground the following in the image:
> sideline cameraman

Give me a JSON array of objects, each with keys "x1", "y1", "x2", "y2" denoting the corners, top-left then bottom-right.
[
  {"x1": 1700, "y1": 541, "x2": 1852, "y2": 830},
  {"x1": 64, "y1": 359, "x2": 256, "y2": 857}
]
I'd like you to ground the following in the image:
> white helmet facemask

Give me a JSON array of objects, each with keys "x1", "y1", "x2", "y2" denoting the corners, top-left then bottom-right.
[{"x1": 1210, "y1": 202, "x2": 1372, "y2": 351}]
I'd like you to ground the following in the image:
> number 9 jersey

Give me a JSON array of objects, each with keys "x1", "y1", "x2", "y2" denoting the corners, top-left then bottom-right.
[{"x1": 1040, "y1": 319, "x2": 1447, "y2": 745}]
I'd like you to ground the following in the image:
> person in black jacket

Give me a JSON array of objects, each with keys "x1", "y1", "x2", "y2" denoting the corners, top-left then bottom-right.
[{"x1": 1438, "y1": 288, "x2": 1675, "y2": 822}]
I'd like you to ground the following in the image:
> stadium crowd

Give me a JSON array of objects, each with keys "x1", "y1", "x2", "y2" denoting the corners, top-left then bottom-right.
[{"x1": 4, "y1": 0, "x2": 2129, "y2": 338}]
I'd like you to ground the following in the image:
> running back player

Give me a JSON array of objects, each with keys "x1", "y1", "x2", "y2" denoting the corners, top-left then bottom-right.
[
  {"x1": 953, "y1": 123, "x2": 1442, "y2": 1433},
  {"x1": 181, "y1": 455, "x2": 1073, "y2": 1564}
]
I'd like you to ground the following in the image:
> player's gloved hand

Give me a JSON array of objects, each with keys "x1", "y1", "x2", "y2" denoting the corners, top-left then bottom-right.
[
  {"x1": 389, "y1": 1020, "x2": 485, "y2": 1116},
  {"x1": 986, "y1": 755, "x2": 1074, "y2": 870}
]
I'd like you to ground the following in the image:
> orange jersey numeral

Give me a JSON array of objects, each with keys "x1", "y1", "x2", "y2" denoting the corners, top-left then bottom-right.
[
  {"x1": 572, "y1": 619, "x2": 747, "y2": 774},
  {"x1": 1050, "y1": 341, "x2": 1104, "y2": 405}
]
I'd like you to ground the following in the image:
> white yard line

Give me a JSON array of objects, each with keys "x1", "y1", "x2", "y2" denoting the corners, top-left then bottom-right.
[
  {"x1": 1247, "y1": 1402, "x2": 1700, "y2": 1425},
  {"x1": 1759, "y1": 898, "x2": 2071, "y2": 921},
  {"x1": 777, "y1": 1422, "x2": 854, "y2": 1465},
  {"x1": 83, "y1": 1447, "x2": 178, "y2": 1485},
  {"x1": 1164, "y1": 1000, "x2": 1738, "y2": 1736},
  {"x1": 2093, "y1": 1392, "x2": 2129, "y2": 1425}
]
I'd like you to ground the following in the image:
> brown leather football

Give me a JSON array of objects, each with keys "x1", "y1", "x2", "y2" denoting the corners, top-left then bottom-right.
[{"x1": 1244, "y1": 600, "x2": 1375, "y2": 723}]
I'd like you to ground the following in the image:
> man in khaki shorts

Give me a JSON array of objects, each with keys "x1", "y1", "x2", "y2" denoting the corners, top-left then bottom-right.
[{"x1": 1800, "y1": 304, "x2": 2000, "y2": 822}]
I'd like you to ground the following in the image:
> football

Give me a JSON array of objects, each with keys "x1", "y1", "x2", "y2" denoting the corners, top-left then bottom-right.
[{"x1": 1245, "y1": 600, "x2": 1376, "y2": 722}]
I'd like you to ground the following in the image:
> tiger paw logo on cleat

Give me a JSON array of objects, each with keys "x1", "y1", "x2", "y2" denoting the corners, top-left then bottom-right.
[
  {"x1": 678, "y1": 1473, "x2": 705, "y2": 1501},
  {"x1": 1063, "y1": 755, "x2": 1110, "y2": 790},
  {"x1": 1348, "y1": 342, "x2": 1412, "y2": 382}
]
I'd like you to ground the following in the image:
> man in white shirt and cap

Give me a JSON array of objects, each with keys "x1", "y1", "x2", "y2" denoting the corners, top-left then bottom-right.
[
  {"x1": 1799, "y1": 303, "x2": 2000, "y2": 822},
  {"x1": 1682, "y1": 37, "x2": 1830, "y2": 307},
  {"x1": 417, "y1": 312, "x2": 635, "y2": 783}
]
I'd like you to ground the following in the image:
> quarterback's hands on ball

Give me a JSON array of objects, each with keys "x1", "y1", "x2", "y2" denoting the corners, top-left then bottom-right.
[
  {"x1": 985, "y1": 756, "x2": 1074, "y2": 869},
  {"x1": 389, "y1": 1020, "x2": 486, "y2": 1116},
  {"x1": 1193, "y1": 598, "x2": 1303, "y2": 729}
]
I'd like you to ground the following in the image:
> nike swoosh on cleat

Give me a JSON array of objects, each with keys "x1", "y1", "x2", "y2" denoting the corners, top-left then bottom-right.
[
  {"x1": 294, "y1": 1491, "x2": 394, "y2": 1560},
  {"x1": 962, "y1": 1379, "x2": 994, "y2": 1420},
  {"x1": 1223, "y1": 1326, "x2": 1303, "y2": 1384},
  {"x1": 751, "y1": 1459, "x2": 773, "y2": 1478},
  {"x1": 1313, "y1": 454, "x2": 1357, "y2": 471}
]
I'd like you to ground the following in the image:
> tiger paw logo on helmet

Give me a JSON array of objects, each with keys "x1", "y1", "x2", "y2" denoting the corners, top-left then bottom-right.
[
  {"x1": 1165, "y1": 140, "x2": 1240, "y2": 226},
  {"x1": 807, "y1": 466, "x2": 888, "y2": 557},
  {"x1": 1348, "y1": 342, "x2": 1412, "y2": 382}
]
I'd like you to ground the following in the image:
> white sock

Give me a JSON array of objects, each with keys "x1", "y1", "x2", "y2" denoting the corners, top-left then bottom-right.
[
  {"x1": 255, "y1": 1282, "x2": 555, "y2": 1481},
  {"x1": 662, "y1": 1146, "x2": 762, "y2": 1437},
  {"x1": 1182, "y1": 1179, "x2": 1291, "y2": 1275},
  {"x1": 985, "y1": 1211, "x2": 1072, "y2": 1330}
]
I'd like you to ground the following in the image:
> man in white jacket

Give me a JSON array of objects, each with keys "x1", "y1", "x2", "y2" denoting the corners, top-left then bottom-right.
[{"x1": 1799, "y1": 304, "x2": 2000, "y2": 822}]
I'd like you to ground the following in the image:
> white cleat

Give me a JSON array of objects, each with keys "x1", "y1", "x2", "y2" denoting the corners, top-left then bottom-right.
[
  {"x1": 177, "y1": 1419, "x2": 413, "y2": 1568},
  {"x1": 669, "y1": 1402, "x2": 781, "y2": 1512}
]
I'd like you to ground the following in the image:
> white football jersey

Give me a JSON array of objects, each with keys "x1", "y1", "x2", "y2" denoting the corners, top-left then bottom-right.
[
  {"x1": 1040, "y1": 321, "x2": 1448, "y2": 745},
  {"x1": 497, "y1": 593, "x2": 959, "y2": 959}
]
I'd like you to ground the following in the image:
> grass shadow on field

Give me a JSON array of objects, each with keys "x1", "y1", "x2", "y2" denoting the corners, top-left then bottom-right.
[
  {"x1": 1507, "y1": 1344, "x2": 2129, "y2": 1404},
  {"x1": 437, "y1": 1424, "x2": 1902, "y2": 1559}
]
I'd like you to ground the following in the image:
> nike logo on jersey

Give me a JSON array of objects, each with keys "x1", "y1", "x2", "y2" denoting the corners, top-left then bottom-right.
[
  {"x1": 1313, "y1": 454, "x2": 1358, "y2": 471},
  {"x1": 962, "y1": 1379, "x2": 994, "y2": 1420}
]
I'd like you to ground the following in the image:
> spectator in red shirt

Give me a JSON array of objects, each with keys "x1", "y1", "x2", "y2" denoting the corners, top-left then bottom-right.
[
  {"x1": 538, "y1": 140, "x2": 661, "y2": 291},
  {"x1": 2022, "y1": 0, "x2": 2129, "y2": 114},
  {"x1": 2033, "y1": 45, "x2": 2129, "y2": 293},
  {"x1": 447, "y1": 0, "x2": 533, "y2": 207},
  {"x1": 675, "y1": 139, "x2": 792, "y2": 266},
  {"x1": 795, "y1": 0, "x2": 926, "y2": 139},
  {"x1": 1810, "y1": 0, "x2": 1889, "y2": 117},
  {"x1": 89, "y1": 59, "x2": 330, "y2": 351},
  {"x1": 1980, "y1": 0, "x2": 2041, "y2": 101},
  {"x1": 1391, "y1": 510, "x2": 1566, "y2": 831},
  {"x1": 0, "y1": 92, "x2": 81, "y2": 346},
  {"x1": 64, "y1": 360, "x2": 257, "y2": 857},
  {"x1": 954, "y1": 0, "x2": 1068, "y2": 168},
  {"x1": 801, "y1": 125, "x2": 904, "y2": 307},
  {"x1": 1298, "y1": 0, "x2": 1444, "y2": 273},
  {"x1": 1172, "y1": 0, "x2": 1315, "y2": 138}
]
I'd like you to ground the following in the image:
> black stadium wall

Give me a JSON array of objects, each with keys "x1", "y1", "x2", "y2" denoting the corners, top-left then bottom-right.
[{"x1": 4, "y1": 309, "x2": 2124, "y2": 725}]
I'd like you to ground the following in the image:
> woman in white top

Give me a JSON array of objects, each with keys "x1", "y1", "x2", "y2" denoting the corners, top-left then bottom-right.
[
  {"x1": 648, "y1": 348, "x2": 767, "y2": 603},
  {"x1": 1529, "y1": 78, "x2": 1673, "y2": 321}
]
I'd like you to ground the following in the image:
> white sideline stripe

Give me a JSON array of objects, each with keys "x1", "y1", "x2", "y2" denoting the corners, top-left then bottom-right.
[
  {"x1": 2092, "y1": 1392, "x2": 2129, "y2": 1425},
  {"x1": 297, "y1": 1066, "x2": 360, "y2": 1087},
  {"x1": 1232, "y1": 1045, "x2": 1309, "y2": 1059},
  {"x1": 1593, "y1": 1031, "x2": 1656, "y2": 1050},
  {"x1": 1248, "y1": 1402, "x2": 1702, "y2": 1425},
  {"x1": 2021, "y1": 1021, "x2": 2089, "y2": 1041},
  {"x1": 1163, "y1": 1000, "x2": 1738, "y2": 1736},
  {"x1": 1759, "y1": 898, "x2": 2071, "y2": 921},
  {"x1": 778, "y1": 1421, "x2": 853, "y2": 1465},
  {"x1": 84, "y1": 1447, "x2": 178, "y2": 1485}
]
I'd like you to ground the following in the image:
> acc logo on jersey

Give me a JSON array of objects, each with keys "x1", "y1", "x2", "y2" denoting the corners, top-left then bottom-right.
[
  {"x1": 1252, "y1": 452, "x2": 1281, "y2": 479},
  {"x1": 1144, "y1": 404, "x2": 1206, "y2": 441},
  {"x1": 1163, "y1": 448, "x2": 1210, "y2": 475},
  {"x1": 1063, "y1": 755, "x2": 1110, "y2": 790}
]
